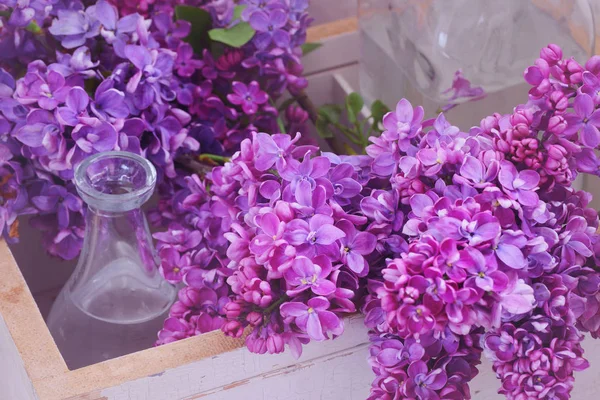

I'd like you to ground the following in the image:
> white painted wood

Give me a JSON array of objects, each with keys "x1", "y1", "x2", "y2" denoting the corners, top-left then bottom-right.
[
  {"x1": 309, "y1": 0, "x2": 357, "y2": 25},
  {"x1": 0, "y1": 314, "x2": 39, "y2": 400},
  {"x1": 303, "y1": 26, "x2": 359, "y2": 76},
  {"x1": 89, "y1": 322, "x2": 600, "y2": 400},
  {"x1": 97, "y1": 316, "x2": 369, "y2": 400}
]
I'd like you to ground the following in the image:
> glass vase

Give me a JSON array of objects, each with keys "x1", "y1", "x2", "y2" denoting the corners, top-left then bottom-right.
[
  {"x1": 47, "y1": 151, "x2": 175, "y2": 369},
  {"x1": 359, "y1": 0, "x2": 596, "y2": 127}
]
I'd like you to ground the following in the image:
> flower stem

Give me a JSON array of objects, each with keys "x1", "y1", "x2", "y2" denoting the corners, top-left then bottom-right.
[
  {"x1": 264, "y1": 294, "x2": 290, "y2": 315},
  {"x1": 291, "y1": 89, "x2": 347, "y2": 155},
  {"x1": 175, "y1": 155, "x2": 214, "y2": 176},
  {"x1": 198, "y1": 153, "x2": 230, "y2": 164}
]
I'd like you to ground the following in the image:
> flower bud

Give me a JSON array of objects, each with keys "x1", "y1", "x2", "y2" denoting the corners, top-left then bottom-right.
[
  {"x1": 246, "y1": 311, "x2": 263, "y2": 326},
  {"x1": 266, "y1": 334, "x2": 285, "y2": 354},
  {"x1": 540, "y1": 44, "x2": 563, "y2": 65},
  {"x1": 222, "y1": 320, "x2": 244, "y2": 338}
]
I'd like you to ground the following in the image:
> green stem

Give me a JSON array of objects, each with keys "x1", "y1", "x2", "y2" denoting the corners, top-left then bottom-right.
[
  {"x1": 291, "y1": 89, "x2": 347, "y2": 154},
  {"x1": 264, "y1": 294, "x2": 290, "y2": 315},
  {"x1": 175, "y1": 155, "x2": 214, "y2": 176},
  {"x1": 198, "y1": 153, "x2": 230, "y2": 164}
]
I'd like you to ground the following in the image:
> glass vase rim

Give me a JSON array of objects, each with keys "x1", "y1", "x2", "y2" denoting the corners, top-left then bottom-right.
[{"x1": 74, "y1": 151, "x2": 157, "y2": 211}]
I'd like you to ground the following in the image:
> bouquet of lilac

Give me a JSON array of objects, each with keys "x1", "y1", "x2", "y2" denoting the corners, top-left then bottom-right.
[
  {"x1": 0, "y1": 0, "x2": 312, "y2": 259},
  {"x1": 361, "y1": 45, "x2": 600, "y2": 399},
  {"x1": 154, "y1": 44, "x2": 600, "y2": 400}
]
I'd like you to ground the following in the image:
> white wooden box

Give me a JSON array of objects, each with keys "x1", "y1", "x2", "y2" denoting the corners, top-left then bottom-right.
[{"x1": 3, "y1": 14, "x2": 600, "y2": 400}]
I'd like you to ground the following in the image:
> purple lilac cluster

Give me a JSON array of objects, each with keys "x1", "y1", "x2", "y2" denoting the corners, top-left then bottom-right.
[
  {"x1": 156, "y1": 131, "x2": 376, "y2": 350},
  {"x1": 153, "y1": 44, "x2": 600, "y2": 399},
  {"x1": 0, "y1": 0, "x2": 311, "y2": 258},
  {"x1": 358, "y1": 45, "x2": 600, "y2": 399}
]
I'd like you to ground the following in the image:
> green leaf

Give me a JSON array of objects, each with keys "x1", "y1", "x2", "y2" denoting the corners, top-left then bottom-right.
[
  {"x1": 233, "y1": 5, "x2": 246, "y2": 20},
  {"x1": 175, "y1": 6, "x2": 212, "y2": 54},
  {"x1": 370, "y1": 99, "x2": 390, "y2": 132},
  {"x1": 26, "y1": 21, "x2": 42, "y2": 34},
  {"x1": 345, "y1": 92, "x2": 364, "y2": 124},
  {"x1": 317, "y1": 104, "x2": 342, "y2": 124},
  {"x1": 301, "y1": 42, "x2": 323, "y2": 56},
  {"x1": 277, "y1": 116, "x2": 286, "y2": 134},
  {"x1": 209, "y1": 22, "x2": 255, "y2": 48},
  {"x1": 316, "y1": 118, "x2": 333, "y2": 139}
]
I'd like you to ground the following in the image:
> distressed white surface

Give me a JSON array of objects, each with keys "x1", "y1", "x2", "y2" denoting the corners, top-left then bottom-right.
[
  {"x1": 309, "y1": 0, "x2": 357, "y2": 25},
  {"x1": 95, "y1": 318, "x2": 600, "y2": 400},
  {"x1": 99, "y1": 316, "x2": 369, "y2": 400},
  {"x1": 0, "y1": 315, "x2": 38, "y2": 400}
]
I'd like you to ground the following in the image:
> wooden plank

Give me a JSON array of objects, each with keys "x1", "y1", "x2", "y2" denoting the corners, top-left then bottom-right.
[
  {"x1": 65, "y1": 315, "x2": 367, "y2": 400},
  {"x1": 309, "y1": 0, "x2": 357, "y2": 26},
  {"x1": 35, "y1": 330, "x2": 246, "y2": 400},
  {"x1": 187, "y1": 343, "x2": 372, "y2": 400},
  {"x1": 304, "y1": 19, "x2": 359, "y2": 77},
  {"x1": 0, "y1": 241, "x2": 68, "y2": 383},
  {"x1": 0, "y1": 314, "x2": 39, "y2": 400},
  {"x1": 307, "y1": 17, "x2": 358, "y2": 43}
]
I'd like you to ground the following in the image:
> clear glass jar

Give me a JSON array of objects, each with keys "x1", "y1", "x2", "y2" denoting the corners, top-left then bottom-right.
[
  {"x1": 47, "y1": 151, "x2": 175, "y2": 369},
  {"x1": 359, "y1": 0, "x2": 596, "y2": 127}
]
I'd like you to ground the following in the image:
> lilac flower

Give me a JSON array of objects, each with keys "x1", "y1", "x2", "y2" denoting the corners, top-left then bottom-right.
[
  {"x1": 445, "y1": 287, "x2": 478, "y2": 326},
  {"x1": 71, "y1": 121, "x2": 118, "y2": 154},
  {"x1": 14, "y1": 110, "x2": 63, "y2": 155},
  {"x1": 328, "y1": 163, "x2": 362, "y2": 201},
  {"x1": 433, "y1": 211, "x2": 500, "y2": 246},
  {"x1": 90, "y1": 80, "x2": 129, "y2": 120},
  {"x1": 241, "y1": 0, "x2": 283, "y2": 20},
  {"x1": 441, "y1": 69, "x2": 485, "y2": 112},
  {"x1": 174, "y1": 43, "x2": 203, "y2": 78},
  {"x1": 457, "y1": 155, "x2": 499, "y2": 187},
  {"x1": 95, "y1": 0, "x2": 140, "y2": 56},
  {"x1": 158, "y1": 246, "x2": 192, "y2": 284},
  {"x1": 284, "y1": 256, "x2": 336, "y2": 296},
  {"x1": 416, "y1": 148, "x2": 445, "y2": 176},
  {"x1": 253, "y1": 132, "x2": 300, "y2": 171},
  {"x1": 375, "y1": 338, "x2": 425, "y2": 368},
  {"x1": 49, "y1": 8, "x2": 101, "y2": 49},
  {"x1": 124, "y1": 45, "x2": 175, "y2": 110},
  {"x1": 564, "y1": 93, "x2": 600, "y2": 147},
  {"x1": 559, "y1": 216, "x2": 594, "y2": 267},
  {"x1": 157, "y1": 317, "x2": 194, "y2": 344},
  {"x1": 457, "y1": 247, "x2": 508, "y2": 292},
  {"x1": 280, "y1": 296, "x2": 343, "y2": 341},
  {"x1": 16, "y1": 68, "x2": 70, "y2": 110},
  {"x1": 399, "y1": 304, "x2": 435, "y2": 335},
  {"x1": 337, "y1": 220, "x2": 376, "y2": 276},
  {"x1": 280, "y1": 152, "x2": 331, "y2": 196},
  {"x1": 498, "y1": 161, "x2": 540, "y2": 206},
  {"x1": 249, "y1": 10, "x2": 290, "y2": 50},
  {"x1": 493, "y1": 232, "x2": 528, "y2": 269},
  {"x1": 498, "y1": 278, "x2": 535, "y2": 315},
  {"x1": 227, "y1": 81, "x2": 268, "y2": 115},
  {"x1": 381, "y1": 98, "x2": 424, "y2": 150},
  {"x1": 285, "y1": 214, "x2": 345, "y2": 257},
  {"x1": 249, "y1": 212, "x2": 286, "y2": 263},
  {"x1": 57, "y1": 87, "x2": 91, "y2": 126},
  {"x1": 406, "y1": 361, "x2": 447, "y2": 400}
]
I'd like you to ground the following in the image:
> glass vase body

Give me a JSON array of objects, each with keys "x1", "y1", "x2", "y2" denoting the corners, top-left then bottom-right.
[
  {"x1": 47, "y1": 151, "x2": 175, "y2": 369},
  {"x1": 359, "y1": 0, "x2": 596, "y2": 127}
]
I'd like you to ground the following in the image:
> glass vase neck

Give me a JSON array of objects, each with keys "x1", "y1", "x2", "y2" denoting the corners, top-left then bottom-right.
[{"x1": 74, "y1": 151, "x2": 157, "y2": 213}]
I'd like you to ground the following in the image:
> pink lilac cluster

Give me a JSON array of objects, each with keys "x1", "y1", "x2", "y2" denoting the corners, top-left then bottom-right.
[
  {"x1": 152, "y1": 43, "x2": 600, "y2": 399},
  {"x1": 155, "y1": 131, "x2": 376, "y2": 350},
  {"x1": 359, "y1": 45, "x2": 600, "y2": 399},
  {"x1": 0, "y1": 0, "x2": 311, "y2": 257}
]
